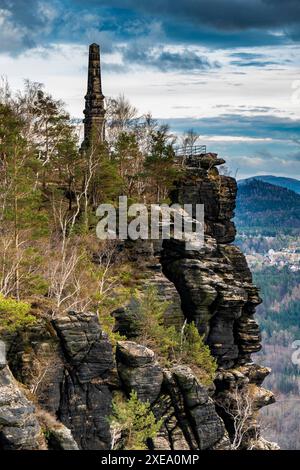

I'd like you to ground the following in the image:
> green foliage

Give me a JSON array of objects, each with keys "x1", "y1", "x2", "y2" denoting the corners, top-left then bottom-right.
[
  {"x1": 98, "y1": 302, "x2": 126, "y2": 346},
  {"x1": 91, "y1": 145, "x2": 123, "y2": 205},
  {"x1": 132, "y1": 287, "x2": 217, "y2": 382},
  {"x1": 134, "y1": 286, "x2": 179, "y2": 363},
  {"x1": 253, "y1": 266, "x2": 300, "y2": 336},
  {"x1": 181, "y1": 322, "x2": 217, "y2": 384},
  {"x1": 236, "y1": 179, "x2": 300, "y2": 236},
  {"x1": 74, "y1": 251, "x2": 132, "y2": 345},
  {"x1": 113, "y1": 132, "x2": 143, "y2": 198},
  {"x1": 19, "y1": 247, "x2": 49, "y2": 295},
  {"x1": 0, "y1": 293, "x2": 36, "y2": 332},
  {"x1": 0, "y1": 83, "x2": 217, "y2": 389},
  {"x1": 143, "y1": 125, "x2": 179, "y2": 202},
  {"x1": 0, "y1": 103, "x2": 24, "y2": 149},
  {"x1": 99, "y1": 288, "x2": 133, "y2": 343},
  {"x1": 0, "y1": 104, "x2": 44, "y2": 235},
  {"x1": 110, "y1": 390, "x2": 162, "y2": 450}
]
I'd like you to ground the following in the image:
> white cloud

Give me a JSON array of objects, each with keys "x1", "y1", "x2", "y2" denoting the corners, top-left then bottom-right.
[
  {"x1": 0, "y1": 41, "x2": 299, "y2": 121},
  {"x1": 0, "y1": 8, "x2": 29, "y2": 53},
  {"x1": 201, "y1": 135, "x2": 275, "y2": 143},
  {"x1": 0, "y1": 41, "x2": 299, "y2": 178}
]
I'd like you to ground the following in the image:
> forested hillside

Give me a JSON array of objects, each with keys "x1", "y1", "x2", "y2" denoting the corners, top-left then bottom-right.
[
  {"x1": 235, "y1": 174, "x2": 300, "y2": 449},
  {"x1": 235, "y1": 179, "x2": 300, "y2": 235},
  {"x1": 254, "y1": 266, "x2": 300, "y2": 450},
  {"x1": 0, "y1": 80, "x2": 180, "y2": 326},
  {"x1": 0, "y1": 79, "x2": 278, "y2": 452},
  {"x1": 239, "y1": 176, "x2": 300, "y2": 195}
]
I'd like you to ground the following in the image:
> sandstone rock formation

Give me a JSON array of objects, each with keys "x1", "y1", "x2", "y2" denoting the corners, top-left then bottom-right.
[
  {"x1": 0, "y1": 363, "x2": 44, "y2": 450},
  {"x1": 52, "y1": 311, "x2": 115, "y2": 450},
  {"x1": 0, "y1": 151, "x2": 277, "y2": 450},
  {"x1": 159, "y1": 365, "x2": 229, "y2": 450},
  {"x1": 116, "y1": 341, "x2": 163, "y2": 404},
  {"x1": 160, "y1": 152, "x2": 276, "y2": 448},
  {"x1": 115, "y1": 340, "x2": 230, "y2": 450},
  {"x1": 3, "y1": 312, "x2": 116, "y2": 450}
]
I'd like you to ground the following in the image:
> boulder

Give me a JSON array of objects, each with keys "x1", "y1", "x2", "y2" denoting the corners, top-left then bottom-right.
[
  {"x1": 116, "y1": 341, "x2": 163, "y2": 404},
  {"x1": 171, "y1": 366, "x2": 227, "y2": 450},
  {"x1": 0, "y1": 364, "x2": 45, "y2": 450},
  {"x1": 52, "y1": 311, "x2": 115, "y2": 450}
]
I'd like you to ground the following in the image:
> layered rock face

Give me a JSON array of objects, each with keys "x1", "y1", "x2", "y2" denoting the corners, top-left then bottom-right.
[
  {"x1": 160, "y1": 153, "x2": 276, "y2": 448},
  {"x1": 3, "y1": 312, "x2": 115, "y2": 450},
  {"x1": 115, "y1": 341, "x2": 230, "y2": 450},
  {"x1": 52, "y1": 312, "x2": 115, "y2": 450},
  {"x1": 0, "y1": 363, "x2": 45, "y2": 450},
  {"x1": 161, "y1": 156, "x2": 262, "y2": 367},
  {"x1": 0, "y1": 152, "x2": 277, "y2": 450}
]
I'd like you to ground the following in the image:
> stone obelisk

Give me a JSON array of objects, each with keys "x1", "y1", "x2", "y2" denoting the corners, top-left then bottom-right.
[{"x1": 83, "y1": 43, "x2": 105, "y2": 148}]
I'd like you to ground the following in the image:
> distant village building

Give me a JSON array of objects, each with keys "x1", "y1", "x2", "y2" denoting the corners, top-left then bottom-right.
[{"x1": 82, "y1": 43, "x2": 106, "y2": 148}]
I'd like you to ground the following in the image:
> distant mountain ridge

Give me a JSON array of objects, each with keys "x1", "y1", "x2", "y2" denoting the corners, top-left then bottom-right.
[
  {"x1": 235, "y1": 179, "x2": 300, "y2": 235},
  {"x1": 238, "y1": 175, "x2": 300, "y2": 194}
]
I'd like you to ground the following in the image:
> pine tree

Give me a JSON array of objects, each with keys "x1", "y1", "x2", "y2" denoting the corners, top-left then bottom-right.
[
  {"x1": 143, "y1": 125, "x2": 179, "y2": 202},
  {"x1": 110, "y1": 390, "x2": 162, "y2": 450},
  {"x1": 113, "y1": 132, "x2": 144, "y2": 199},
  {"x1": 0, "y1": 104, "x2": 45, "y2": 298}
]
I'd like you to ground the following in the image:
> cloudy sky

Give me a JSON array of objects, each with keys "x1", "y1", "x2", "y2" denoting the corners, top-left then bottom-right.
[{"x1": 0, "y1": 0, "x2": 299, "y2": 178}]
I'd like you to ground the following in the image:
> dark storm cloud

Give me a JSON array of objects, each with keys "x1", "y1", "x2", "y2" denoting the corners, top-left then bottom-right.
[
  {"x1": 1, "y1": 0, "x2": 300, "y2": 55},
  {"x1": 0, "y1": 0, "x2": 44, "y2": 26},
  {"x1": 230, "y1": 60, "x2": 281, "y2": 67},
  {"x1": 119, "y1": 45, "x2": 220, "y2": 71},
  {"x1": 228, "y1": 51, "x2": 290, "y2": 68},
  {"x1": 72, "y1": 0, "x2": 300, "y2": 41},
  {"x1": 230, "y1": 53, "x2": 277, "y2": 66},
  {"x1": 120, "y1": 0, "x2": 300, "y2": 47},
  {"x1": 230, "y1": 53, "x2": 266, "y2": 60},
  {"x1": 0, "y1": 0, "x2": 64, "y2": 53},
  {"x1": 157, "y1": 112, "x2": 300, "y2": 177},
  {"x1": 110, "y1": 0, "x2": 300, "y2": 30},
  {"x1": 162, "y1": 114, "x2": 300, "y2": 141}
]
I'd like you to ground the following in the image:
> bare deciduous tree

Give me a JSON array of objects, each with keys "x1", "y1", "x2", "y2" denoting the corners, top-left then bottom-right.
[
  {"x1": 180, "y1": 129, "x2": 199, "y2": 166},
  {"x1": 0, "y1": 76, "x2": 12, "y2": 106},
  {"x1": 216, "y1": 386, "x2": 255, "y2": 449},
  {"x1": 106, "y1": 94, "x2": 138, "y2": 145},
  {"x1": 0, "y1": 236, "x2": 25, "y2": 297},
  {"x1": 94, "y1": 241, "x2": 120, "y2": 303}
]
